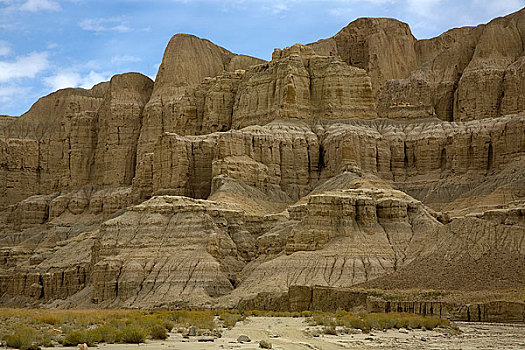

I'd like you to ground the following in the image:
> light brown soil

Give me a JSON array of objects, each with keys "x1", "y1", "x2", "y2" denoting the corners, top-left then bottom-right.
[{"x1": 44, "y1": 317, "x2": 525, "y2": 350}]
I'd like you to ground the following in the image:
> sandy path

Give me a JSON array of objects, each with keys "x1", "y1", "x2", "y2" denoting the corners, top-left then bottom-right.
[{"x1": 49, "y1": 317, "x2": 525, "y2": 350}]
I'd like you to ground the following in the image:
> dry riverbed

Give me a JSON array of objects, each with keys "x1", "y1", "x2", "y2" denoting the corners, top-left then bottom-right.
[{"x1": 43, "y1": 317, "x2": 525, "y2": 350}]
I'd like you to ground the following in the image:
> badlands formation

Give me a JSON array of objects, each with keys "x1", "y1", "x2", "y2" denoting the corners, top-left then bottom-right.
[{"x1": 0, "y1": 9, "x2": 524, "y2": 316}]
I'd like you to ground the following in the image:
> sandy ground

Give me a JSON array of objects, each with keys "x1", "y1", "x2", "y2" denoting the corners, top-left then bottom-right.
[{"x1": 50, "y1": 317, "x2": 525, "y2": 350}]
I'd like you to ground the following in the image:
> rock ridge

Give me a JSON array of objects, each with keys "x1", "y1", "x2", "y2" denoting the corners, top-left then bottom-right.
[{"x1": 0, "y1": 9, "x2": 524, "y2": 309}]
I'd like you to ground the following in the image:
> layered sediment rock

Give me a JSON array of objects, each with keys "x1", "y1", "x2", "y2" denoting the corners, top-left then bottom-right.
[
  {"x1": 135, "y1": 35, "x2": 264, "y2": 172},
  {"x1": 152, "y1": 122, "x2": 320, "y2": 201},
  {"x1": 1, "y1": 10, "x2": 525, "y2": 309},
  {"x1": 309, "y1": 18, "x2": 418, "y2": 94},
  {"x1": 0, "y1": 86, "x2": 106, "y2": 208},
  {"x1": 240, "y1": 285, "x2": 525, "y2": 323},
  {"x1": 362, "y1": 205, "x2": 525, "y2": 291},
  {"x1": 320, "y1": 115, "x2": 525, "y2": 212},
  {"x1": 232, "y1": 45, "x2": 376, "y2": 128},
  {"x1": 0, "y1": 229, "x2": 94, "y2": 305},
  {"x1": 90, "y1": 196, "x2": 249, "y2": 307},
  {"x1": 93, "y1": 73, "x2": 154, "y2": 187},
  {"x1": 377, "y1": 9, "x2": 525, "y2": 121},
  {"x1": 0, "y1": 116, "x2": 17, "y2": 128},
  {"x1": 0, "y1": 74, "x2": 152, "y2": 208},
  {"x1": 227, "y1": 188, "x2": 439, "y2": 303}
]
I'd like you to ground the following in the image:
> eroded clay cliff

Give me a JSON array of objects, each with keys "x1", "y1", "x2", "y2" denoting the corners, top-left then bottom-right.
[{"x1": 1, "y1": 9, "x2": 524, "y2": 309}]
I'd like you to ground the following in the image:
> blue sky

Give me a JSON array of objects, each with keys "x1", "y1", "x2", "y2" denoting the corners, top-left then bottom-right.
[{"x1": 1, "y1": 0, "x2": 524, "y2": 116}]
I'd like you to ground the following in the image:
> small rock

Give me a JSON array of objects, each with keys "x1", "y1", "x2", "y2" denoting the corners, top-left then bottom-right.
[
  {"x1": 399, "y1": 328, "x2": 409, "y2": 334},
  {"x1": 421, "y1": 337, "x2": 427, "y2": 342},
  {"x1": 347, "y1": 328, "x2": 363, "y2": 334},
  {"x1": 259, "y1": 340, "x2": 272, "y2": 349},
  {"x1": 77, "y1": 343, "x2": 88, "y2": 350},
  {"x1": 189, "y1": 325, "x2": 196, "y2": 336},
  {"x1": 238, "y1": 335, "x2": 251, "y2": 343},
  {"x1": 197, "y1": 336, "x2": 215, "y2": 342},
  {"x1": 365, "y1": 337, "x2": 374, "y2": 341},
  {"x1": 310, "y1": 329, "x2": 321, "y2": 337}
]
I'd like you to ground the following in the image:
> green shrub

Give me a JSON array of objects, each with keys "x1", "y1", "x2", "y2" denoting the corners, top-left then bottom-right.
[
  {"x1": 309, "y1": 311, "x2": 451, "y2": 332},
  {"x1": 89, "y1": 324, "x2": 118, "y2": 343},
  {"x1": 137, "y1": 315, "x2": 163, "y2": 329},
  {"x1": 167, "y1": 311, "x2": 215, "y2": 330},
  {"x1": 62, "y1": 330, "x2": 92, "y2": 346},
  {"x1": 117, "y1": 326, "x2": 146, "y2": 344},
  {"x1": 6, "y1": 327, "x2": 37, "y2": 350},
  {"x1": 311, "y1": 312, "x2": 336, "y2": 327},
  {"x1": 163, "y1": 320, "x2": 175, "y2": 331},
  {"x1": 149, "y1": 325, "x2": 168, "y2": 340},
  {"x1": 40, "y1": 337, "x2": 54, "y2": 348},
  {"x1": 25, "y1": 345, "x2": 40, "y2": 350},
  {"x1": 242, "y1": 310, "x2": 303, "y2": 318},
  {"x1": 34, "y1": 315, "x2": 60, "y2": 325},
  {"x1": 322, "y1": 326, "x2": 337, "y2": 335},
  {"x1": 336, "y1": 313, "x2": 368, "y2": 331}
]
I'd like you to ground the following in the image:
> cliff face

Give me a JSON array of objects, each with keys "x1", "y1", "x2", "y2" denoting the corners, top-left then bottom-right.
[
  {"x1": 309, "y1": 18, "x2": 418, "y2": 95},
  {"x1": 376, "y1": 9, "x2": 525, "y2": 122},
  {"x1": 1, "y1": 9, "x2": 525, "y2": 309}
]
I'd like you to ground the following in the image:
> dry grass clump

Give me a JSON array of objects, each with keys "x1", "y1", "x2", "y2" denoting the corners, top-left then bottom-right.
[
  {"x1": 148, "y1": 324, "x2": 168, "y2": 340},
  {"x1": 0, "y1": 309, "x2": 217, "y2": 349},
  {"x1": 61, "y1": 324, "x2": 149, "y2": 345},
  {"x1": 5, "y1": 326, "x2": 53, "y2": 350},
  {"x1": 117, "y1": 326, "x2": 147, "y2": 344},
  {"x1": 243, "y1": 310, "x2": 312, "y2": 318},
  {"x1": 216, "y1": 309, "x2": 314, "y2": 329},
  {"x1": 310, "y1": 311, "x2": 453, "y2": 333},
  {"x1": 218, "y1": 310, "x2": 245, "y2": 329},
  {"x1": 166, "y1": 310, "x2": 215, "y2": 330},
  {"x1": 363, "y1": 288, "x2": 451, "y2": 301}
]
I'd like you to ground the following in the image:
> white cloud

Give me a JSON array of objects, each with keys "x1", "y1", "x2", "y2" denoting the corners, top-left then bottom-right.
[
  {"x1": 406, "y1": 0, "x2": 443, "y2": 17},
  {"x1": 0, "y1": 84, "x2": 27, "y2": 103},
  {"x1": 111, "y1": 54, "x2": 141, "y2": 65},
  {"x1": 80, "y1": 71, "x2": 110, "y2": 88},
  {"x1": 20, "y1": 0, "x2": 61, "y2": 11},
  {"x1": 82, "y1": 59, "x2": 103, "y2": 70},
  {"x1": 44, "y1": 70, "x2": 109, "y2": 91},
  {"x1": 472, "y1": 0, "x2": 525, "y2": 16},
  {"x1": 329, "y1": 7, "x2": 348, "y2": 18},
  {"x1": 0, "y1": 52, "x2": 49, "y2": 82},
  {"x1": 264, "y1": 2, "x2": 288, "y2": 14},
  {"x1": 0, "y1": 41, "x2": 12, "y2": 56},
  {"x1": 171, "y1": 0, "x2": 398, "y2": 4},
  {"x1": 0, "y1": 0, "x2": 61, "y2": 13},
  {"x1": 79, "y1": 17, "x2": 133, "y2": 33},
  {"x1": 333, "y1": 0, "x2": 397, "y2": 3}
]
